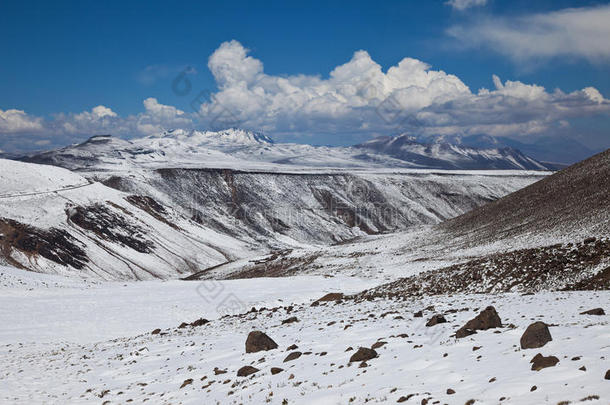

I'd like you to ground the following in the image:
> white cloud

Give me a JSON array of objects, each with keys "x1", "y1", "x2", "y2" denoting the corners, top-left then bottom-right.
[
  {"x1": 197, "y1": 41, "x2": 608, "y2": 140},
  {"x1": 448, "y1": 5, "x2": 610, "y2": 64},
  {"x1": 1, "y1": 40, "x2": 609, "y2": 153},
  {"x1": 445, "y1": 0, "x2": 488, "y2": 11},
  {"x1": 0, "y1": 108, "x2": 44, "y2": 133}
]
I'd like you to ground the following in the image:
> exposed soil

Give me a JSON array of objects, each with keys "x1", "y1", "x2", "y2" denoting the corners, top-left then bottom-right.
[
  {"x1": 0, "y1": 218, "x2": 89, "y2": 269},
  {"x1": 66, "y1": 204, "x2": 154, "y2": 253}
]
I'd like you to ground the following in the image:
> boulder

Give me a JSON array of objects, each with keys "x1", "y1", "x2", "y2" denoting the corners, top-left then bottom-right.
[
  {"x1": 580, "y1": 308, "x2": 605, "y2": 316},
  {"x1": 237, "y1": 366, "x2": 259, "y2": 377},
  {"x1": 530, "y1": 353, "x2": 559, "y2": 371},
  {"x1": 245, "y1": 331, "x2": 278, "y2": 353},
  {"x1": 283, "y1": 351, "x2": 302, "y2": 362},
  {"x1": 456, "y1": 306, "x2": 502, "y2": 338},
  {"x1": 520, "y1": 322, "x2": 552, "y2": 349},
  {"x1": 311, "y1": 292, "x2": 344, "y2": 306},
  {"x1": 425, "y1": 314, "x2": 447, "y2": 327},
  {"x1": 349, "y1": 347, "x2": 378, "y2": 362},
  {"x1": 281, "y1": 316, "x2": 299, "y2": 324}
]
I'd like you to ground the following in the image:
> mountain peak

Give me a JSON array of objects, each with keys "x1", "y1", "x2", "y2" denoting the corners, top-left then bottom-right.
[{"x1": 156, "y1": 128, "x2": 274, "y2": 146}]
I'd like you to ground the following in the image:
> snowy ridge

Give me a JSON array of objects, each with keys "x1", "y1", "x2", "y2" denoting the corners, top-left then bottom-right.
[{"x1": 21, "y1": 129, "x2": 550, "y2": 172}]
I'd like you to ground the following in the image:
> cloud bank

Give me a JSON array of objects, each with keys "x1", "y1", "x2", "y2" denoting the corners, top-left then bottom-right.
[
  {"x1": 1, "y1": 39, "x2": 609, "y2": 152},
  {"x1": 448, "y1": 4, "x2": 610, "y2": 64}
]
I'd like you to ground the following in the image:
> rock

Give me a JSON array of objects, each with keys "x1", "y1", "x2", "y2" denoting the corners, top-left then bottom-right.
[
  {"x1": 283, "y1": 351, "x2": 302, "y2": 362},
  {"x1": 270, "y1": 367, "x2": 283, "y2": 375},
  {"x1": 180, "y1": 378, "x2": 193, "y2": 388},
  {"x1": 414, "y1": 310, "x2": 423, "y2": 318},
  {"x1": 605, "y1": 369, "x2": 610, "y2": 380},
  {"x1": 237, "y1": 366, "x2": 259, "y2": 377},
  {"x1": 580, "y1": 308, "x2": 605, "y2": 316},
  {"x1": 191, "y1": 318, "x2": 209, "y2": 327},
  {"x1": 455, "y1": 306, "x2": 502, "y2": 338},
  {"x1": 520, "y1": 322, "x2": 552, "y2": 349},
  {"x1": 371, "y1": 341, "x2": 387, "y2": 350},
  {"x1": 425, "y1": 314, "x2": 447, "y2": 327},
  {"x1": 245, "y1": 331, "x2": 278, "y2": 353},
  {"x1": 446, "y1": 388, "x2": 455, "y2": 395},
  {"x1": 282, "y1": 316, "x2": 299, "y2": 324},
  {"x1": 349, "y1": 347, "x2": 377, "y2": 362},
  {"x1": 530, "y1": 353, "x2": 559, "y2": 371},
  {"x1": 530, "y1": 386, "x2": 537, "y2": 391},
  {"x1": 311, "y1": 292, "x2": 344, "y2": 306},
  {"x1": 213, "y1": 367, "x2": 227, "y2": 375},
  {"x1": 151, "y1": 328, "x2": 161, "y2": 335},
  {"x1": 178, "y1": 322, "x2": 189, "y2": 329},
  {"x1": 579, "y1": 366, "x2": 586, "y2": 371},
  {"x1": 397, "y1": 396, "x2": 408, "y2": 403},
  {"x1": 286, "y1": 344, "x2": 298, "y2": 351}
]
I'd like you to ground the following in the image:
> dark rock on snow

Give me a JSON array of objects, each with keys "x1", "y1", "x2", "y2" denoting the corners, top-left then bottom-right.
[
  {"x1": 349, "y1": 347, "x2": 378, "y2": 363},
  {"x1": 283, "y1": 352, "x2": 302, "y2": 362},
  {"x1": 520, "y1": 322, "x2": 552, "y2": 349},
  {"x1": 456, "y1": 306, "x2": 502, "y2": 338},
  {"x1": 530, "y1": 353, "x2": 559, "y2": 371},
  {"x1": 580, "y1": 308, "x2": 605, "y2": 316},
  {"x1": 237, "y1": 366, "x2": 259, "y2": 377},
  {"x1": 245, "y1": 331, "x2": 278, "y2": 353},
  {"x1": 425, "y1": 314, "x2": 447, "y2": 327}
]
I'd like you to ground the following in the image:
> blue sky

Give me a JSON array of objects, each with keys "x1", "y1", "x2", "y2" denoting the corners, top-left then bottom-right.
[{"x1": 1, "y1": 0, "x2": 609, "y2": 161}]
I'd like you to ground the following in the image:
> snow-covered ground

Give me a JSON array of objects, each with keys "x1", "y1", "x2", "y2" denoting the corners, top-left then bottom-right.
[
  {"x1": 0, "y1": 265, "x2": 379, "y2": 344},
  {"x1": 1, "y1": 267, "x2": 608, "y2": 405}
]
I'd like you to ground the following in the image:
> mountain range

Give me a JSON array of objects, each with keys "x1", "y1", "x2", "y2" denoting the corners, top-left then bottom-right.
[{"x1": 19, "y1": 128, "x2": 550, "y2": 171}]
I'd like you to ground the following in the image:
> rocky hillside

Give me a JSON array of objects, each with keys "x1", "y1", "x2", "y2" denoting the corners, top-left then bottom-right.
[{"x1": 0, "y1": 158, "x2": 545, "y2": 280}]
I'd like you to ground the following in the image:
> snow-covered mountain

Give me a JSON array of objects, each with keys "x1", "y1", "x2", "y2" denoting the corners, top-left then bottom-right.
[
  {"x1": 0, "y1": 157, "x2": 547, "y2": 279},
  {"x1": 21, "y1": 128, "x2": 550, "y2": 172},
  {"x1": 354, "y1": 134, "x2": 548, "y2": 170}
]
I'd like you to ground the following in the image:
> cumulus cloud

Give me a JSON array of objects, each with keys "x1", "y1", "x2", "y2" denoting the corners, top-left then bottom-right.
[
  {"x1": 1, "y1": 40, "x2": 609, "y2": 153},
  {"x1": 0, "y1": 108, "x2": 44, "y2": 133},
  {"x1": 448, "y1": 4, "x2": 610, "y2": 64},
  {"x1": 197, "y1": 40, "x2": 609, "y2": 140},
  {"x1": 445, "y1": 0, "x2": 488, "y2": 11}
]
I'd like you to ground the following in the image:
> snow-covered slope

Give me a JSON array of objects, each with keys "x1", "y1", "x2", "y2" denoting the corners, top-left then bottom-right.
[
  {"x1": 0, "y1": 158, "x2": 547, "y2": 280},
  {"x1": 21, "y1": 129, "x2": 550, "y2": 171},
  {"x1": 355, "y1": 134, "x2": 548, "y2": 170}
]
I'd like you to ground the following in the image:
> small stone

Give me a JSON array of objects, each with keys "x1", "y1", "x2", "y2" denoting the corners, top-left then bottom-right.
[
  {"x1": 180, "y1": 379, "x2": 193, "y2": 389},
  {"x1": 446, "y1": 388, "x2": 455, "y2": 394},
  {"x1": 530, "y1": 386, "x2": 537, "y2": 391},
  {"x1": 270, "y1": 367, "x2": 283, "y2": 375},
  {"x1": 151, "y1": 328, "x2": 161, "y2": 335}
]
